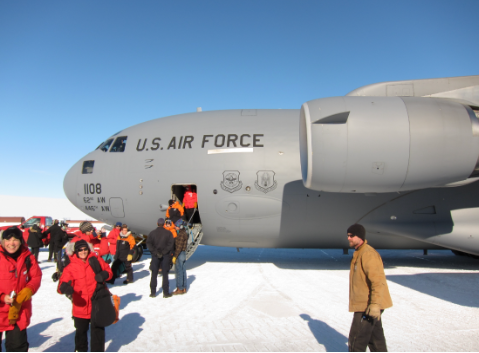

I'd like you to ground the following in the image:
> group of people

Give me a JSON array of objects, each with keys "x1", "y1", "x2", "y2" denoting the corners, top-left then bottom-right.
[
  {"x1": 0, "y1": 187, "x2": 392, "y2": 353},
  {"x1": 0, "y1": 219, "x2": 139, "y2": 351},
  {"x1": 20, "y1": 219, "x2": 69, "y2": 263},
  {"x1": 147, "y1": 198, "x2": 191, "y2": 298}
]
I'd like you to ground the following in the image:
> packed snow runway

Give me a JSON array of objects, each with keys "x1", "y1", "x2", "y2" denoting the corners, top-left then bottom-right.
[{"x1": 19, "y1": 246, "x2": 479, "y2": 351}]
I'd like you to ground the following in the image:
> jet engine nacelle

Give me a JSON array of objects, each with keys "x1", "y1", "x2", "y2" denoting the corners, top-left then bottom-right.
[{"x1": 300, "y1": 96, "x2": 479, "y2": 193}]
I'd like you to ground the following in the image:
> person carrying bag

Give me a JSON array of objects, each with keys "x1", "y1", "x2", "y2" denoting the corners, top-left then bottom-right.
[
  {"x1": 57, "y1": 240, "x2": 113, "y2": 352},
  {"x1": 88, "y1": 256, "x2": 120, "y2": 327}
]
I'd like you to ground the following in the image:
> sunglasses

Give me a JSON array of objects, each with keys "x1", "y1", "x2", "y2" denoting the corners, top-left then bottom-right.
[{"x1": 78, "y1": 248, "x2": 89, "y2": 252}]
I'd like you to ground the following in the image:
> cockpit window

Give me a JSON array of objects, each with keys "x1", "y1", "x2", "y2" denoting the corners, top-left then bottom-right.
[
  {"x1": 96, "y1": 138, "x2": 114, "y2": 152},
  {"x1": 110, "y1": 136, "x2": 127, "y2": 152},
  {"x1": 82, "y1": 160, "x2": 95, "y2": 174}
]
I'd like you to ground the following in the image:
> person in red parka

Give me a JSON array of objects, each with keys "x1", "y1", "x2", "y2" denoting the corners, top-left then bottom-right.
[
  {"x1": 106, "y1": 222, "x2": 122, "y2": 256},
  {"x1": 0, "y1": 227, "x2": 42, "y2": 352},
  {"x1": 92, "y1": 228, "x2": 111, "y2": 263},
  {"x1": 58, "y1": 240, "x2": 112, "y2": 352},
  {"x1": 183, "y1": 185, "x2": 198, "y2": 224},
  {"x1": 70, "y1": 222, "x2": 97, "y2": 244}
]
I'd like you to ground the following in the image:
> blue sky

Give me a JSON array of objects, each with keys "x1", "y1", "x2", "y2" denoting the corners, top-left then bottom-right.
[{"x1": 1, "y1": 0, "x2": 478, "y2": 199}]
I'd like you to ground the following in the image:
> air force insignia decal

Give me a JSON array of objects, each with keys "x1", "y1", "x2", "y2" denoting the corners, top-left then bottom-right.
[
  {"x1": 255, "y1": 170, "x2": 277, "y2": 193},
  {"x1": 221, "y1": 170, "x2": 243, "y2": 193}
]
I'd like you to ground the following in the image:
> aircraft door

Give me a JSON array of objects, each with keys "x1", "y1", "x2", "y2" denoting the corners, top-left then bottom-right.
[
  {"x1": 109, "y1": 197, "x2": 125, "y2": 218},
  {"x1": 171, "y1": 184, "x2": 201, "y2": 224}
]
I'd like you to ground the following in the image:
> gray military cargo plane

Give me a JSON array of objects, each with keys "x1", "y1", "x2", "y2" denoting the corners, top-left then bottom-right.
[{"x1": 64, "y1": 75, "x2": 479, "y2": 257}]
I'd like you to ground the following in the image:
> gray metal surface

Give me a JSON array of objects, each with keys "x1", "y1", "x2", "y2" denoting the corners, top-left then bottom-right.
[{"x1": 64, "y1": 75, "x2": 479, "y2": 256}]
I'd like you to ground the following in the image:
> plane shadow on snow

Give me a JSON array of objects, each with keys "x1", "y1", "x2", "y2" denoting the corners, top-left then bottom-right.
[
  {"x1": 177, "y1": 246, "x2": 479, "y2": 307},
  {"x1": 386, "y1": 273, "x2": 479, "y2": 308},
  {"x1": 182, "y1": 245, "x2": 479, "y2": 272},
  {"x1": 300, "y1": 314, "x2": 348, "y2": 352}
]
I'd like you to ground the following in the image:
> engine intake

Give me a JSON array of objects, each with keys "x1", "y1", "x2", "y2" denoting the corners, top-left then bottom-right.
[{"x1": 299, "y1": 96, "x2": 479, "y2": 193}]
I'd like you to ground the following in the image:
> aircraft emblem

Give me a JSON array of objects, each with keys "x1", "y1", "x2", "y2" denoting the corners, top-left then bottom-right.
[
  {"x1": 221, "y1": 170, "x2": 242, "y2": 193},
  {"x1": 255, "y1": 170, "x2": 277, "y2": 193}
]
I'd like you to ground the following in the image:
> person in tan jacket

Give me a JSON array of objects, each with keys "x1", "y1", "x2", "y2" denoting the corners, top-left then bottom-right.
[{"x1": 347, "y1": 224, "x2": 392, "y2": 352}]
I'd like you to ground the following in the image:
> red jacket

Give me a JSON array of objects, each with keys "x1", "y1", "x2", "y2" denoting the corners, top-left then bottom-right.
[
  {"x1": 58, "y1": 252, "x2": 112, "y2": 319},
  {"x1": 70, "y1": 232, "x2": 96, "y2": 244},
  {"x1": 0, "y1": 245, "x2": 42, "y2": 332},
  {"x1": 92, "y1": 238, "x2": 110, "y2": 257},
  {"x1": 183, "y1": 190, "x2": 197, "y2": 209},
  {"x1": 107, "y1": 229, "x2": 120, "y2": 255}
]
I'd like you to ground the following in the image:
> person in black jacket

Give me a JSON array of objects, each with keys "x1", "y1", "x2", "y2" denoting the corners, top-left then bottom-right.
[
  {"x1": 110, "y1": 225, "x2": 135, "y2": 285},
  {"x1": 27, "y1": 223, "x2": 44, "y2": 261},
  {"x1": 43, "y1": 220, "x2": 61, "y2": 262},
  {"x1": 146, "y1": 218, "x2": 174, "y2": 298}
]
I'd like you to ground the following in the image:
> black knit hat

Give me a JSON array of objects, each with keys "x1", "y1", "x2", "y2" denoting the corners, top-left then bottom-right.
[
  {"x1": 347, "y1": 224, "x2": 366, "y2": 240},
  {"x1": 74, "y1": 240, "x2": 90, "y2": 253},
  {"x1": 2, "y1": 227, "x2": 23, "y2": 242}
]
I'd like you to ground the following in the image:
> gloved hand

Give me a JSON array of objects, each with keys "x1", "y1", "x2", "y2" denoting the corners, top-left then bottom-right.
[
  {"x1": 127, "y1": 254, "x2": 133, "y2": 261},
  {"x1": 52, "y1": 272, "x2": 60, "y2": 282},
  {"x1": 172, "y1": 257, "x2": 177, "y2": 264},
  {"x1": 8, "y1": 303, "x2": 20, "y2": 325},
  {"x1": 95, "y1": 271, "x2": 109, "y2": 283},
  {"x1": 365, "y1": 304, "x2": 381, "y2": 321},
  {"x1": 16, "y1": 288, "x2": 33, "y2": 304},
  {"x1": 7, "y1": 288, "x2": 33, "y2": 325},
  {"x1": 59, "y1": 280, "x2": 74, "y2": 300}
]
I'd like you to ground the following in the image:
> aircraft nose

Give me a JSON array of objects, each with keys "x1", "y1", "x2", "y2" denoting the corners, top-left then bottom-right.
[{"x1": 63, "y1": 161, "x2": 80, "y2": 206}]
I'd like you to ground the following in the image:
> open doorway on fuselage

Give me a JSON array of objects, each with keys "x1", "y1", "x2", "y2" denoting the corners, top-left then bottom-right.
[{"x1": 171, "y1": 184, "x2": 201, "y2": 225}]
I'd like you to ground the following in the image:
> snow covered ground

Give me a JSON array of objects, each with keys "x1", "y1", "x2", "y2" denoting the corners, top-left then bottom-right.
[{"x1": 17, "y1": 246, "x2": 479, "y2": 352}]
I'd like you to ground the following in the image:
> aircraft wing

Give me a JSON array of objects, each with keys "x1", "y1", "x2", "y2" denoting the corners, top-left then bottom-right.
[{"x1": 346, "y1": 75, "x2": 479, "y2": 107}]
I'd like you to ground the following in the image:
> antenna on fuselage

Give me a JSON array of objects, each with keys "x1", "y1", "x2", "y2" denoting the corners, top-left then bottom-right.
[{"x1": 196, "y1": 107, "x2": 202, "y2": 112}]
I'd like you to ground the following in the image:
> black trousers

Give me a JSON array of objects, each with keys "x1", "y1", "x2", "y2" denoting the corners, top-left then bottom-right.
[
  {"x1": 184, "y1": 208, "x2": 195, "y2": 223},
  {"x1": 30, "y1": 247, "x2": 39, "y2": 261},
  {"x1": 111, "y1": 260, "x2": 133, "y2": 282},
  {"x1": 47, "y1": 242, "x2": 55, "y2": 261},
  {"x1": 0, "y1": 325, "x2": 28, "y2": 352},
  {"x1": 149, "y1": 254, "x2": 171, "y2": 295},
  {"x1": 73, "y1": 317, "x2": 105, "y2": 352},
  {"x1": 123, "y1": 261, "x2": 133, "y2": 282},
  {"x1": 348, "y1": 312, "x2": 387, "y2": 352}
]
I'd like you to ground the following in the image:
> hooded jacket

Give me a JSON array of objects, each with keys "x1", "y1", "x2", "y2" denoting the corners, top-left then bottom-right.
[
  {"x1": 70, "y1": 231, "x2": 96, "y2": 244},
  {"x1": 43, "y1": 223, "x2": 66, "y2": 252},
  {"x1": 107, "y1": 228, "x2": 120, "y2": 255},
  {"x1": 58, "y1": 244, "x2": 112, "y2": 319},
  {"x1": 92, "y1": 236, "x2": 110, "y2": 257},
  {"x1": 0, "y1": 245, "x2": 42, "y2": 332},
  {"x1": 349, "y1": 240, "x2": 393, "y2": 312},
  {"x1": 27, "y1": 225, "x2": 44, "y2": 248},
  {"x1": 166, "y1": 201, "x2": 184, "y2": 223},
  {"x1": 164, "y1": 223, "x2": 177, "y2": 238},
  {"x1": 183, "y1": 189, "x2": 197, "y2": 209},
  {"x1": 114, "y1": 231, "x2": 135, "y2": 262}
]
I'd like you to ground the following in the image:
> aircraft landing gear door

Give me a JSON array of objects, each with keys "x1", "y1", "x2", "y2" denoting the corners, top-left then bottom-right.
[{"x1": 109, "y1": 197, "x2": 125, "y2": 218}]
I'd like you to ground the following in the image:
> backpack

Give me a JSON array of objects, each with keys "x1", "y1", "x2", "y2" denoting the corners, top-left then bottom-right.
[{"x1": 88, "y1": 257, "x2": 121, "y2": 327}]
